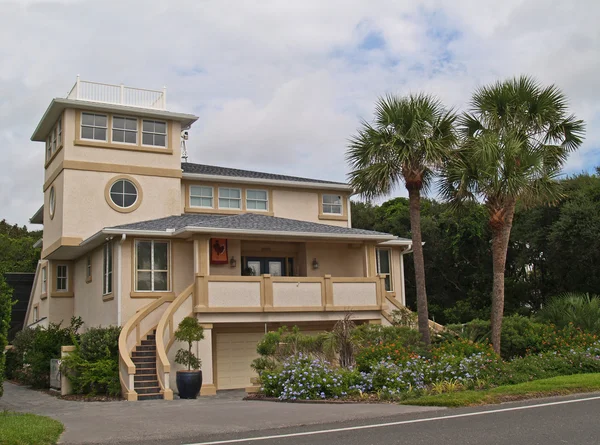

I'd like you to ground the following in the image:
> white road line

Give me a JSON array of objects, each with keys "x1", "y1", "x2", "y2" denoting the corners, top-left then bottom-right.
[{"x1": 183, "y1": 395, "x2": 600, "y2": 445}]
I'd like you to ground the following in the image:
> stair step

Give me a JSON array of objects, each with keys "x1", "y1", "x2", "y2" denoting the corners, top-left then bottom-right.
[
  {"x1": 136, "y1": 367, "x2": 158, "y2": 375},
  {"x1": 136, "y1": 386, "x2": 161, "y2": 394},
  {"x1": 132, "y1": 350, "x2": 156, "y2": 357},
  {"x1": 146, "y1": 334, "x2": 156, "y2": 340},
  {"x1": 137, "y1": 393, "x2": 163, "y2": 401},
  {"x1": 135, "y1": 380, "x2": 159, "y2": 388},
  {"x1": 134, "y1": 374, "x2": 158, "y2": 381},
  {"x1": 141, "y1": 340, "x2": 156, "y2": 346},
  {"x1": 136, "y1": 345, "x2": 156, "y2": 352},
  {"x1": 132, "y1": 356, "x2": 155, "y2": 363}
]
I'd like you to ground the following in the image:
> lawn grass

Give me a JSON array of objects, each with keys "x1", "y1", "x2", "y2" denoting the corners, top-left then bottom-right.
[
  {"x1": 402, "y1": 373, "x2": 600, "y2": 407},
  {"x1": 0, "y1": 411, "x2": 64, "y2": 445}
]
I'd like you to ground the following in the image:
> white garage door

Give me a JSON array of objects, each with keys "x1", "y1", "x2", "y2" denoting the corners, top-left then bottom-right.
[{"x1": 216, "y1": 332, "x2": 263, "y2": 390}]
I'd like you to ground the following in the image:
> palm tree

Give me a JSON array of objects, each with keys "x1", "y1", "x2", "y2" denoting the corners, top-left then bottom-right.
[
  {"x1": 441, "y1": 76, "x2": 585, "y2": 354},
  {"x1": 347, "y1": 94, "x2": 457, "y2": 346}
]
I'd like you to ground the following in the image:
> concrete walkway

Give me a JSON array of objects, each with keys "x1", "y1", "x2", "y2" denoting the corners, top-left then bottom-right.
[{"x1": 0, "y1": 382, "x2": 442, "y2": 444}]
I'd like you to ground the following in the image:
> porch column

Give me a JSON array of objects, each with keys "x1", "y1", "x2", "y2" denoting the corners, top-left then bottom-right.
[
  {"x1": 194, "y1": 236, "x2": 210, "y2": 309},
  {"x1": 198, "y1": 324, "x2": 216, "y2": 396},
  {"x1": 364, "y1": 243, "x2": 377, "y2": 277}
]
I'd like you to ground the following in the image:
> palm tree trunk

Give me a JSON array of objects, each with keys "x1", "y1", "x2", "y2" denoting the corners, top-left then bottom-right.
[
  {"x1": 490, "y1": 200, "x2": 516, "y2": 355},
  {"x1": 407, "y1": 187, "x2": 431, "y2": 346}
]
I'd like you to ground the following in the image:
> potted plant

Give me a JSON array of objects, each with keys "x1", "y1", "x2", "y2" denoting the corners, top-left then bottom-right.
[{"x1": 174, "y1": 316, "x2": 204, "y2": 399}]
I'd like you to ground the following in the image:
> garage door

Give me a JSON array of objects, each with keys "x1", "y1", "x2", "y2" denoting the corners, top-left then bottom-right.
[{"x1": 216, "y1": 332, "x2": 263, "y2": 390}]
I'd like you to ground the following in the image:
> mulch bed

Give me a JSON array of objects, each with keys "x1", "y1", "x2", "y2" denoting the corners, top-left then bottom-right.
[{"x1": 40, "y1": 389, "x2": 123, "y2": 402}]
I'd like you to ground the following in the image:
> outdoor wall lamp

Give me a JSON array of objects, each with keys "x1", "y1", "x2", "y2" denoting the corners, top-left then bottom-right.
[
  {"x1": 312, "y1": 258, "x2": 319, "y2": 270},
  {"x1": 230, "y1": 257, "x2": 237, "y2": 268}
]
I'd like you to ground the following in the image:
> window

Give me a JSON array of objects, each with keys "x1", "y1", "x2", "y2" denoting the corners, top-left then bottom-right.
[
  {"x1": 103, "y1": 243, "x2": 113, "y2": 295},
  {"x1": 190, "y1": 186, "x2": 213, "y2": 208},
  {"x1": 112, "y1": 116, "x2": 138, "y2": 144},
  {"x1": 33, "y1": 306, "x2": 39, "y2": 322},
  {"x1": 48, "y1": 186, "x2": 56, "y2": 220},
  {"x1": 46, "y1": 137, "x2": 52, "y2": 161},
  {"x1": 109, "y1": 179, "x2": 138, "y2": 208},
  {"x1": 376, "y1": 248, "x2": 393, "y2": 292},
  {"x1": 86, "y1": 256, "x2": 92, "y2": 282},
  {"x1": 81, "y1": 113, "x2": 108, "y2": 141},
  {"x1": 218, "y1": 188, "x2": 242, "y2": 209},
  {"x1": 142, "y1": 120, "x2": 167, "y2": 147},
  {"x1": 56, "y1": 117, "x2": 62, "y2": 147},
  {"x1": 135, "y1": 240, "x2": 169, "y2": 291},
  {"x1": 56, "y1": 265, "x2": 68, "y2": 292},
  {"x1": 322, "y1": 194, "x2": 343, "y2": 215},
  {"x1": 41, "y1": 267, "x2": 47, "y2": 294},
  {"x1": 246, "y1": 189, "x2": 268, "y2": 211}
]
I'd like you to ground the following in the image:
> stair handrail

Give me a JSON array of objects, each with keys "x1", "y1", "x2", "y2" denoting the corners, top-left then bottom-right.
[
  {"x1": 383, "y1": 294, "x2": 446, "y2": 333},
  {"x1": 155, "y1": 283, "x2": 194, "y2": 399},
  {"x1": 118, "y1": 295, "x2": 175, "y2": 401}
]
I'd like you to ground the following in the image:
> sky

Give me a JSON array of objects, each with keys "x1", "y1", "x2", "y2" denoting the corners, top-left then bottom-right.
[{"x1": 1, "y1": 0, "x2": 599, "y2": 227}]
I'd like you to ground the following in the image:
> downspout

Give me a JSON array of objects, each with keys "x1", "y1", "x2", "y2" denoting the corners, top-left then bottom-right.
[{"x1": 117, "y1": 234, "x2": 127, "y2": 326}]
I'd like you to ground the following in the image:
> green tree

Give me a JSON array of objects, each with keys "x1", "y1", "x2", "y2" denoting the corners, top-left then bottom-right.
[
  {"x1": 442, "y1": 76, "x2": 585, "y2": 353},
  {"x1": 0, "y1": 275, "x2": 13, "y2": 397},
  {"x1": 347, "y1": 94, "x2": 457, "y2": 345},
  {"x1": 174, "y1": 317, "x2": 204, "y2": 370},
  {"x1": 0, "y1": 219, "x2": 42, "y2": 274}
]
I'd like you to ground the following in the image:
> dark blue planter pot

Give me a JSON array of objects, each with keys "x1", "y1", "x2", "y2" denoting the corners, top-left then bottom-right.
[{"x1": 176, "y1": 370, "x2": 202, "y2": 399}]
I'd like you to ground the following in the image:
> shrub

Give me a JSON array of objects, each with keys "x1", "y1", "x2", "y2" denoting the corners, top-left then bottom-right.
[
  {"x1": 61, "y1": 326, "x2": 121, "y2": 396},
  {"x1": 355, "y1": 342, "x2": 419, "y2": 372},
  {"x1": 12, "y1": 317, "x2": 82, "y2": 388},
  {"x1": 537, "y1": 293, "x2": 600, "y2": 334},
  {"x1": 431, "y1": 338, "x2": 495, "y2": 360},
  {"x1": 0, "y1": 275, "x2": 13, "y2": 397},
  {"x1": 174, "y1": 317, "x2": 204, "y2": 371},
  {"x1": 352, "y1": 324, "x2": 422, "y2": 350}
]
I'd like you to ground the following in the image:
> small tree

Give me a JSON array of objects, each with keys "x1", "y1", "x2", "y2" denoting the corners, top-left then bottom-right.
[
  {"x1": 0, "y1": 275, "x2": 14, "y2": 397},
  {"x1": 174, "y1": 317, "x2": 204, "y2": 371}
]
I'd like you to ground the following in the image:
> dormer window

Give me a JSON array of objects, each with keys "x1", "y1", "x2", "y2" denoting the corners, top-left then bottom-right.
[
  {"x1": 322, "y1": 194, "x2": 343, "y2": 215},
  {"x1": 142, "y1": 120, "x2": 167, "y2": 147},
  {"x1": 81, "y1": 113, "x2": 108, "y2": 141},
  {"x1": 112, "y1": 116, "x2": 138, "y2": 144}
]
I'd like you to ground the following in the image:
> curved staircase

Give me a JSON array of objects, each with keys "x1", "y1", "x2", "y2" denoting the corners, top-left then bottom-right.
[{"x1": 131, "y1": 330, "x2": 162, "y2": 400}]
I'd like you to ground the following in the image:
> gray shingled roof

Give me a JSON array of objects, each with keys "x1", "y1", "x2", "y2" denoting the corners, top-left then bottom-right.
[
  {"x1": 109, "y1": 213, "x2": 397, "y2": 238},
  {"x1": 181, "y1": 163, "x2": 348, "y2": 186}
]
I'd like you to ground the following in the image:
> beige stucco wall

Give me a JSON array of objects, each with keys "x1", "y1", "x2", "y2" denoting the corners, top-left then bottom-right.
[
  {"x1": 210, "y1": 239, "x2": 241, "y2": 276},
  {"x1": 305, "y1": 242, "x2": 364, "y2": 277},
  {"x1": 73, "y1": 246, "x2": 118, "y2": 329},
  {"x1": 61, "y1": 170, "x2": 181, "y2": 240},
  {"x1": 391, "y1": 248, "x2": 406, "y2": 304},
  {"x1": 172, "y1": 241, "x2": 194, "y2": 295},
  {"x1": 42, "y1": 172, "x2": 65, "y2": 254},
  {"x1": 49, "y1": 296, "x2": 74, "y2": 326},
  {"x1": 272, "y1": 189, "x2": 348, "y2": 227}
]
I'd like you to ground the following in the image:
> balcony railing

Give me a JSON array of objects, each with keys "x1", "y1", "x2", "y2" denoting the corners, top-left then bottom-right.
[
  {"x1": 67, "y1": 76, "x2": 167, "y2": 110},
  {"x1": 193, "y1": 274, "x2": 388, "y2": 313}
]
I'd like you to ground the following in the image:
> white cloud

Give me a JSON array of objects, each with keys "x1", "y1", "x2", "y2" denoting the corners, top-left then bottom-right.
[{"x1": 0, "y1": 0, "x2": 598, "y2": 225}]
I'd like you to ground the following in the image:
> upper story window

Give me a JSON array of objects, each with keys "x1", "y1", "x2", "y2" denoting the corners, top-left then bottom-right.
[
  {"x1": 246, "y1": 189, "x2": 268, "y2": 211},
  {"x1": 190, "y1": 186, "x2": 213, "y2": 208},
  {"x1": 41, "y1": 266, "x2": 47, "y2": 294},
  {"x1": 48, "y1": 186, "x2": 56, "y2": 220},
  {"x1": 33, "y1": 306, "x2": 39, "y2": 322},
  {"x1": 135, "y1": 240, "x2": 170, "y2": 292},
  {"x1": 376, "y1": 248, "x2": 393, "y2": 292},
  {"x1": 142, "y1": 120, "x2": 167, "y2": 147},
  {"x1": 56, "y1": 265, "x2": 68, "y2": 291},
  {"x1": 112, "y1": 116, "x2": 138, "y2": 144},
  {"x1": 81, "y1": 113, "x2": 108, "y2": 141},
  {"x1": 109, "y1": 179, "x2": 138, "y2": 208},
  {"x1": 322, "y1": 194, "x2": 343, "y2": 215},
  {"x1": 45, "y1": 117, "x2": 62, "y2": 163},
  {"x1": 103, "y1": 243, "x2": 113, "y2": 295},
  {"x1": 218, "y1": 187, "x2": 242, "y2": 209},
  {"x1": 86, "y1": 256, "x2": 92, "y2": 283},
  {"x1": 56, "y1": 117, "x2": 62, "y2": 147}
]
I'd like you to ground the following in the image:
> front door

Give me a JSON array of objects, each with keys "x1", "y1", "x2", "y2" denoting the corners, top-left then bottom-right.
[{"x1": 243, "y1": 257, "x2": 289, "y2": 276}]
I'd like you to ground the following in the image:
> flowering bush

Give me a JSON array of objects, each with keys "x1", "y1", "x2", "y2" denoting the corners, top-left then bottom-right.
[
  {"x1": 431, "y1": 338, "x2": 495, "y2": 359},
  {"x1": 355, "y1": 342, "x2": 419, "y2": 372},
  {"x1": 260, "y1": 354, "x2": 370, "y2": 400}
]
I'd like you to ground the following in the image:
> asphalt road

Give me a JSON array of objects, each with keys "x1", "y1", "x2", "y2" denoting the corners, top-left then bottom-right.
[{"x1": 164, "y1": 393, "x2": 600, "y2": 445}]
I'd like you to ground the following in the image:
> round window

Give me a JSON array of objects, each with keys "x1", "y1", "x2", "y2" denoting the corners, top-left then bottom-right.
[
  {"x1": 109, "y1": 179, "x2": 138, "y2": 208},
  {"x1": 49, "y1": 186, "x2": 56, "y2": 220}
]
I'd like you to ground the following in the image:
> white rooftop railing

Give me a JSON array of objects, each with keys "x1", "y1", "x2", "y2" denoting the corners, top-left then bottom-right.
[{"x1": 66, "y1": 75, "x2": 167, "y2": 110}]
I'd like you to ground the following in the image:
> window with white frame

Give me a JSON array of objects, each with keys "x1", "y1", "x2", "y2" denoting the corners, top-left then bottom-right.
[
  {"x1": 56, "y1": 117, "x2": 62, "y2": 147},
  {"x1": 56, "y1": 265, "x2": 68, "y2": 292},
  {"x1": 81, "y1": 113, "x2": 108, "y2": 141},
  {"x1": 218, "y1": 188, "x2": 242, "y2": 209},
  {"x1": 112, "y1": 116, "x2": 138, "y2": 144},
  {"x1": 246, "y1": 189, "x2": 268, "y2": 211},
  {"x1": 103, "y1": 243, "x2": 113, "y2": 295},
  {"x1": 46, "y1": 137, "x2": 52, "y2": 161},
  {"x1": 142, "y1": 120, "x2": 167, "y2": 147},
  {"x1": 190, "y1": 186, "x2": 213, "y2": 208},
  {"x1": 41, "y1": 267, "x2": 47, "y2": 294},
  {"x1": 86, "y1": 256, "x2": 92, "y2": 282},
  {"x1": 135, "y1": 240, "x2": 169, "y2": 291},
  {"x1": 33, "y1": 306, "x2": 39, "y2": 322},
  {"x1": 322, "y1": 194, "x2": 343, "y2": 215},
  {"x1": 376, "y1": 248, "x2": 393, "y2": 292}
]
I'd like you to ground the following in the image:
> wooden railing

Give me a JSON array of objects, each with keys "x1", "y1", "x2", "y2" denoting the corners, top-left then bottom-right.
[
  {"x1": 384, "y1": 294, "x2": 446, "y2": 333},
  {"x1": 194, "y1": 274, "x2": 387, "y2": 313},
  {"x1": 118, "y1": 295, "x2": 175, "y2": 401},
  {"x1": 155, "y1": 284, "x2": 194, "y2": 400}
]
